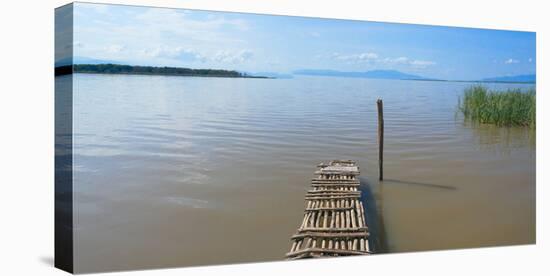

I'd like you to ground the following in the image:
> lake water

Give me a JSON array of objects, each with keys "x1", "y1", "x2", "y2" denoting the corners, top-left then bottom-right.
[{"x1": 69, "y1": 73, "x2": 535, "y2": 272}]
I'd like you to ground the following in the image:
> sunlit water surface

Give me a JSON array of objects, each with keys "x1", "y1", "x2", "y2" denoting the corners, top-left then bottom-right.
[{"x1": 69, "y1": 74, "x2": 535, "y2": 272}]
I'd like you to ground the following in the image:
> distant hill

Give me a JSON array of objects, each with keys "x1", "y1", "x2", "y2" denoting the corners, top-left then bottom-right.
[
  {"x1": 482, "y1": 74, "x2": 536, "y2": 83},
  {"x1": 74, "y1": 56, "x2": 121, "y2": 65},
  {"x1": 293, "y1": 69, "x2": 424, "y2": 80}
]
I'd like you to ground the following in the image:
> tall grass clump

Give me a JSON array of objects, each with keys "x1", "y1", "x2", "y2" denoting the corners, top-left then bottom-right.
[{"x1": 459, "y1": 85, "x2": 535, "y2": 128}]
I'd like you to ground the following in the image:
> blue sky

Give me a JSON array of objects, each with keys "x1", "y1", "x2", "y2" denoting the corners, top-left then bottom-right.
[{"x1": 73, "y1": 2, "x2": 536, "y2": 80}]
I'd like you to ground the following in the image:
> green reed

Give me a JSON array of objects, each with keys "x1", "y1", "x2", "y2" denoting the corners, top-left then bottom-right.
[{"x1": 459, "y1": 85, "x2": 535, "y2": 128}]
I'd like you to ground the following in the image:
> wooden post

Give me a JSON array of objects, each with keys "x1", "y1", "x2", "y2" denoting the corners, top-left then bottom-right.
[{"x1": 377, "y1": 99, "x2": 384, "y2": 181}]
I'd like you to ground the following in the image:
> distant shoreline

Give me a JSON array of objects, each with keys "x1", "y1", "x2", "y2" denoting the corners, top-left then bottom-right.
[
  {"x1": 55, "y1": 64, "x2": 271, "y2": 79},
  {"x1": 292, "y1": 69, "x2": 535, "y2": 84},
  {"x1": 405, "y1": 78, "x2": 536, "y2": 84},
  {"x1": 290, "y1": 75, "x2": 535, "y2": 84},
  {"x1": 54, "y1": 64, "x2": 535, "y2": 84},
  {"x1": 71, "y1": 71, "x2": 271, "y2": 79}
]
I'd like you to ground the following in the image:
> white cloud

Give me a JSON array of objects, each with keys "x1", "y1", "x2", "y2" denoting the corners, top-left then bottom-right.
[
  {"x1": 505, "y1": 58, "x2": 520, "y2": 64},
  {"x1": 74, "y1": 4, "x2": 253, "y2": 66},
  {"x1": 328, "y1": 52, "x2": 435, "y2": 69},
  {"x1": 383, "y1": 56, "x2": 409, "y2": 64},
  {"x1": 212, "y1": 50, "x2": 253, "y2": 64},
  {"x1": 141, "y1": 46, "x2": 206, "y2": 62},
  {"x1": 134, "y1": 8, "x2": 249, "y2": 33},
  {"x1": 140, "y1": 47, "x2": 253, "y2": 64},
  {"x1": 331, "y1": 52, "x2": 379, "y2": 63},
  {"x1": 409, "y1": 59, "x2": 436, "y2": 68},
  {"x1": 375, "y1": 56, "x2": 437, "y2": 69}
]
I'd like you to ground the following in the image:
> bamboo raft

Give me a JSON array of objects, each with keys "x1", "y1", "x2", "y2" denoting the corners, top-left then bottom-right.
[{"x1": 286, "y1": 160, "x2": 371, "y2": 259}]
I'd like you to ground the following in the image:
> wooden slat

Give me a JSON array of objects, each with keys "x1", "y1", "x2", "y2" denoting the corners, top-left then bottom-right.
[
  {"x1": 287, "y1": 160, "x2": 371, "y2": 259},
  {"x1": 299, "y1": 227, "x2": 369, "y2": 232},
  {"x1": 307, "y1": 191, "x2": 356, "y2": 195},
  {"x1": 291, "y1": 231, "x2": 370, "y2": 239},
  {"x1": 311, "y1": 184, "x2": 360, "y2": 188},
  {"x1": 307, "y1": 190, "x2": 360, "y2": 194},
  {"x1": 286, "y1": 248, "x2": 369, "y2": 258},
  {"x1": 305, "y1": 195, "x2": 361, "y2": 200},
  {"x1": 305, "y1": 206, "x2": 353, "y2": 211},
  {"x1": 315, "y1": 171, "x2": 360, "y2": 176},
  {"x1": 311, "y1": 179, "x2": 359, "y2": 183}
]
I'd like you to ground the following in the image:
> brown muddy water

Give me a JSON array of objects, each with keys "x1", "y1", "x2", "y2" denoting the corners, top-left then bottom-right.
[{"x1": 68, "y1": 73, "x2": 535, "y2": 273}]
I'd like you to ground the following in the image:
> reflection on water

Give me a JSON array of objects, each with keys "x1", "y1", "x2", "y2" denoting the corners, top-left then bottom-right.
[
  {"x1": 71, "y1": 74, "x2": 535, "y2": 272},
  {"x1": 383, "y1": 179, "x2": 457, "y2": 190},
  {"x1": 470, "y1": 122, "x2": 536, "y2": 152},
  {"x1": 359, "y1": 176, "x2": 389, "y2": 253}
]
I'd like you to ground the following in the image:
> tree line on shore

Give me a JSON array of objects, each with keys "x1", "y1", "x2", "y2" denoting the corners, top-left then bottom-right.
[{"x1": 59, "y1": 64, "x2": 268, "y2": 78}]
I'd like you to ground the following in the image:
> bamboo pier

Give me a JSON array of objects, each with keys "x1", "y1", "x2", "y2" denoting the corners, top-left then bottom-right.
[{"x1": 286, "y1": 160, "x2": 371, "y2": 259}]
